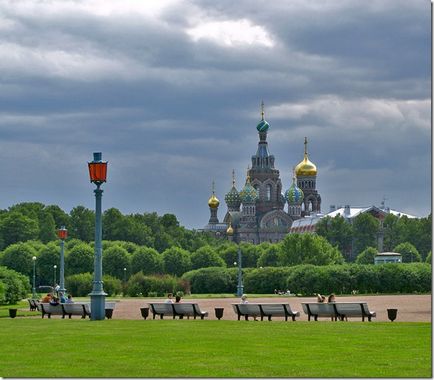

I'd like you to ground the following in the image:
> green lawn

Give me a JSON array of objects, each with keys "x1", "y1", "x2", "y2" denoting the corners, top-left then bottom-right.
[{"x1": 0, "y1": 319, "x2": 430, "y2": 378}]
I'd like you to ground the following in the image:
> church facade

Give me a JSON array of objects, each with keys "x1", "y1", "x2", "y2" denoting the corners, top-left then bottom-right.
[{"x1": 203, "y1": 104, "x2": 322, "y2": 244}]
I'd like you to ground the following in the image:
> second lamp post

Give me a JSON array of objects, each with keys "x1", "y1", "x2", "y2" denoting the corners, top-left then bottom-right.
[
  {"x1": 88, "y1": 152, "x2": 108, "y2": 320},
  {"x1": 57, "y1": 226, "x2": 67, "y2": 294}
]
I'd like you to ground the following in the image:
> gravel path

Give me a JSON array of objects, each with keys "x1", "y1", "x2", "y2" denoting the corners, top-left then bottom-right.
[{"x1": 111, "y1": 294, "x2": 431, "y2": 322}]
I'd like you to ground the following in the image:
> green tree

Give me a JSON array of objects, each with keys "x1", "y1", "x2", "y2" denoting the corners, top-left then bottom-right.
[
  {"x1": 426, "y1": 251, "x2": 431, "y2": 264},
  {"x1": 102, "y1": 245, "x2": 130, "y2": 280},
  {"x1": 218, "y1": 244, "x2": 238, "y2": 267},
  {"x1": 355, "y1": 247, "x2": 378, "y2": 265},
  {"x1": 36, "y1": 243, "x2": 60, "y2": 286},
  {"x1": 44, "y1": 205, "x2": 70, "y2": 230},
  {"x1": 383, "y1": 214, "x2": 400, "y2": 252},
  {"x1": 162, "y1": 247, "x2": 192, "y2": 276},
  {"x1": 0, "y1": 242, "x2": 38, "y2": 277},
  {"x1": 0, "y1": 212, "x2": 39, "y2": 248},
  {"x1": 316, "y1": 215, "x2": 353, "y2": 260},
  {"x1": 38, "y1": 211, "x2": 56, "y2": 243},
  {"x1": 352, "y1": 213, "x2": 380, "y2": 257},
  {"x1": 191, "y1": 246, "x2": 225, "y2": 269},
  {"x1": 278, "y1": 234, "x2": 344, "y2": 266},
  {"x1": 257, "y1": 245, "x2": 280, "y2": 267},
  {"x1": 69, "y1": 206, "x2": 94, "y2": 242},
  {"x1": 131, "y1": 247, "x2": 163, "y2": 275},
  {"x1": 393, "y1": 242, "x2": 421, "y2": 263},
  {"x1": 65, "y1": 243, "x2": 93, "y2": 275}
]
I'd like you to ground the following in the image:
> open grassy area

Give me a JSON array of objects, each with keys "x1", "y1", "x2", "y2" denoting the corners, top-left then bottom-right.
[{"x1": 0, "y1": 319, "x2": 430, "y2": 378}]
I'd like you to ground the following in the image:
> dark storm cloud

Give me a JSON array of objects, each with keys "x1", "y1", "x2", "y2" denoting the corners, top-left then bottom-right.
[{"x1": 0, "y1": 0, "x2": 429, "y2": 228}]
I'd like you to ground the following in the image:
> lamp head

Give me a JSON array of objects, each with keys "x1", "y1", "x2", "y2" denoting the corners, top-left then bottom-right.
[
  {"x1": 88, "y1": 152, "x2": 108, "y2": 184},
  {"x1": 57, "y1": 226, "x2": 68, "y2": 240}
]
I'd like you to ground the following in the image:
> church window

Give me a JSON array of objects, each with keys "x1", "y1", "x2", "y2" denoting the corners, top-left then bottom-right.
[{"x1": 266, "y1": 184, "x2": 272, "y2": 200}]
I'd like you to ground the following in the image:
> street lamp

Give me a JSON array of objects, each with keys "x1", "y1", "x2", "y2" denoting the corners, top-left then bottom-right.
[
  {"x1": 32, "y1": 256, "x2": 37, "y2": 299},
  {"x1": 53, "y1": 265, "x2": 57, "y2": 289},
  {"x1": 57, "y1": 226, "x2": 68, "y2": 294},
  {"x1": 88, "y1": 152, "x2": 108, "y2": 320},
  {"x1": 227, "y1": 223, "x2": 243, "y2": 297}
]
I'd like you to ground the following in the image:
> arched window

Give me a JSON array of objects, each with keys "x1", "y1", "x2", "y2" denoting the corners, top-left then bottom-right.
[{"x1": 266, "y1": 184, "x2": 272, "y2": 201}]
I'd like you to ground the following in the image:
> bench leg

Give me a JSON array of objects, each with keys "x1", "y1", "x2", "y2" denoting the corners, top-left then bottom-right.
[
  {"x1": 314, "y1": 315, "x2": 318, "y2": 321},
  {"x1": 200, "y1": 315, "x2": 204, "y2": 320},
  {"x1": 292, "y1": 315, "x2": 296, "y2": 322},
  {"x1": 160, "y1": 314, "x2": 164, "y2": 319},
  {"x1": 245, "y1": 316, "x2": 248, "y2": 321},
  {"x1": 268, "y1": 316, "x2": 271, "y2": 321},
  {"x1": 237, "y1": 315, "x2": 240, "y2": 321}
]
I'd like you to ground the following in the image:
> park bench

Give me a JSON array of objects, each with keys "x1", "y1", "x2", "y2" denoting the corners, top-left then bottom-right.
[
  {"x1": 149, "y1": 303, "x2": 174, "y2": 319},
  {"x1": 302, "y1": 302, "x2": 376, "y2": 321},
  {"x1": 27, "y1": 299, "x2": 39, "y2": 311},
  {"x1": 334, "y1": 302, "x2": 376, "y2": 322},
  {"x1": 301, "y1": 303, "x2": 338, "y2": 321},
  {"x1": 38, "y1": 303, "x2": 64, "y2": 318},
  {"x1": 83, "y1": 302, "x2": 117, "y2": 318},
  {"x1": 172, "y1": 303, "x2": 209, "y2": 319},
  {"x1": 62, "y1": 303, "x2": 90, "y2": 319},
  {"x1": 232, "y1": 303, "x2": 300, "y2": 321}
]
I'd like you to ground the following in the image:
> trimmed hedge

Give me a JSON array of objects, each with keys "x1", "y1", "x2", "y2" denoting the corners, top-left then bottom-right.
[
  {"x1": 181, "y1": 263, "x2": 431, "y2": 295},
  {"x1": 126, "y1": 272, "x2": 189, "y2": 297},
  {"x1": 65, "y1": 273, "x2": 122, "y2": 297},
  {"x1": 182, "y1": 267, "x2": 238, "y2": 294}
]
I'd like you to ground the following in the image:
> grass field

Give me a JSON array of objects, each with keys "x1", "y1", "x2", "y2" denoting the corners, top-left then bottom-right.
[{"x1": 0, "y1": 319, "x2": 430, "y2": 378}]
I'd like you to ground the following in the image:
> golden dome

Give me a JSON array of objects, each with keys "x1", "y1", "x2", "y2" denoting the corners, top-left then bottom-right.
[
  {"x1": 295, "y1": 137, "x2": 317, "y2": 176},
  {"x1": 208, "y1": 194, "x2": 220, "y2": 209},
  {"x1": 208, "y1": 181, "x2": 220, "y2": 209},
  {"x1": 226, "y1": 223, "x2": 234, "y2": 236}
]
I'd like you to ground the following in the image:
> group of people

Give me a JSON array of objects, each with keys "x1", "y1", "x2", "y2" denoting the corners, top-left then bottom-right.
[
  {"x1": 164, "y1": 293, "x2": 182, "y2": 304},
  {"x1": 41, "y1": 292, "x2": 74, "y2": 305},
  {"x1": 317, "y1": 293, "x2": 336, "y2": 303}
]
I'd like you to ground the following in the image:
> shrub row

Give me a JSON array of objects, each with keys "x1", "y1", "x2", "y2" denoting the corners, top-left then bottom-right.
[
  {"x1": 0, "y1": 266, "x2": 29, "y2": 304},
  {"x1": 182, "y1": 263, "x2": 431, "y2": 295},
  {"x1": 125, "y1": 272, "x2": 190, "y2": 297},
  {"x1": 65, "y1": 273, "x2": 122, "y2": 297}
]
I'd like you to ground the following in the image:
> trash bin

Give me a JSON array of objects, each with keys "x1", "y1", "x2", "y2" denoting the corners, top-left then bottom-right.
[
  {"x1": 140, "y1": 307, "x2": 149, "y2": 320},
  {"x1": 387, "y1": 308, "x2": 398, "y2": 322},
  {"x1": 105, "y1": 308, "x2": 114, "y2": 319},
  {"x1": 215, "y1": 307, "x2": 224, "y2": 320},
  {"x1": 9, "y1": 309, "x2": 17, "y2": 318}
]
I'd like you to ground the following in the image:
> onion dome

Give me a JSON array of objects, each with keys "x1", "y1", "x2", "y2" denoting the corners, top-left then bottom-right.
[
  {"x1": 285, "y1": 174, "x2": 304, "y2": 205},
  {"x1": 240, "y1": 174, "x2": 259, "y2": 203},
  {"x1": 256, "y1": 100, "x2": 270, "y2": 132},
  {"x1": 295, "y1": 137, "x2": 317, "y2": 176},
  {"x1": 208, "y1": 181, "x2": 220, "y2": 209},
  {"x1": 226, "y1": 223, "x2": 234, "y2": 236},
  {"x1": 225, "y1": 170, "x2": 241, "y2": 209}
]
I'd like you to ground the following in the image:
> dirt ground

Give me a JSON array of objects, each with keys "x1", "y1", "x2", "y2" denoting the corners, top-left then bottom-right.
[{"x1": 110, "y1": 294, "x2": 431, "y2": 322}]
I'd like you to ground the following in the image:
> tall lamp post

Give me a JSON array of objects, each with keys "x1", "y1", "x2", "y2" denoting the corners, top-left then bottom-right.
[
  {"x1": 53, "y1": 265, "x2": 57, "y2": 289},
  {"x1": 227, "y1": 223, "x2": 243, "y2": 297},
  {"x1": 32, "y1": 256, "x2": 37, "y2": 299},
  {"x1": 57, "y1": 226, "x2": 68, "y2": 294},
  {"x1": 88, "y1": 152, "x2": 108, "y2": 320}
]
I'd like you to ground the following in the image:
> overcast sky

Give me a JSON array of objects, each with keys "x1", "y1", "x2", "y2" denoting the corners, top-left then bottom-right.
[{"x1": 0, "y1": 0, "x2": 430, "y2": 229}]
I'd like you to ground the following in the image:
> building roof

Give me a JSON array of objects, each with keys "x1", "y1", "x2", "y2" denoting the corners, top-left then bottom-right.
[{"x1": 327, "y1": 205, "x2": 417, "y2": 220}]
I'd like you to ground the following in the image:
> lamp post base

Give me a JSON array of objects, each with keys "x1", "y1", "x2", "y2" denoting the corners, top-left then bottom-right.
[
  {"x1": 89, "y1": 292, "x2": 107, "y2": 320},
  {"x1": 236, "y1": 286, "x2": 244, "y2": 297}
]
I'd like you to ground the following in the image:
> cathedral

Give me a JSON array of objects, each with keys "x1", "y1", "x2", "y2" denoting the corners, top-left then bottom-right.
[{"x1": 203, "y1": 104, "x2": 321, "y2": 244}]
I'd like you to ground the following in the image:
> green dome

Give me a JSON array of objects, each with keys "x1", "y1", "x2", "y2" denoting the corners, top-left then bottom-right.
[
  {"x1": 225, "y1": 186, "x2": 241, "y2": 209},
  {"x1": 240, "y1": 176, "x2": 259, "y2": 203},
  {"x1": 285, "y1": 179, "x2": 304, "y2": 205},
  {"x1": 256, "y1": 119, "x2": 270, "y2": 132}
]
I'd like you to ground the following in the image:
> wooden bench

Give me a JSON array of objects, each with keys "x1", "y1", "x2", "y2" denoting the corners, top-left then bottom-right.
[
  {"x1": 172, "y1": 303, "x2": 209, "y2": 319},
  {"x1": 334, "y1": 302, "x2": 376, "y2": 322},
  {"x1": 232, "y1": 303, "x2": 300, "y2": 321},
  {"x1": 149, "y1": 303, "x2": 175, "y2": 319},
  {"x1": 27, "y1": 299, "x2": 39, "y2": 311},
  {"x1": 83, "y1": 302, "x2": 116, "y2": 318},
  {"x1": 38, "y1": 303, "x2": 64, "y2": 318},
  {"x1": 302, "y1": 302, "x2": 376, "y2": 321},
  {"x1": 301, "y1": 303, "x2": 338, "y2": 321},
  {"x1": 62, "y1": 303, "x2": 90, "y2": 319}
]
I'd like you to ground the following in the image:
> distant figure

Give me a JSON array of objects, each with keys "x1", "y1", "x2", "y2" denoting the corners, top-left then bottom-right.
[
  {"x1": 54, "y1": 284, "x2": 60, "y2": 296},
  {"x1": 59, "y1": 292, "x2": 67, "y2": 303},
  {"x1": 328, "y1": 294, "x2": 336, "y2": 303},
  {"x1": 42, "y1": 293, "x2": 52, "y2": 303},
  {"x1": 165, "y1": 293, "x2": 174, "y2": 304},
  {"x1": 49, "y1": 296, "x2": 59, "y2": 306},
  {"x1": 175, "y1": 295, "x2": 181, "y2": 303},
  {"x1": 240, "y1": 294, "x2": 249, "y2": 304},
  {"x1": 274, "y1": 289, "x2": 278, "y2": 294},
  {"x1": 317, "y1": 294, "x2": 326, "y2": 303},
  {"x1": 66, "y1": 294, "x2": 74, "y2": 304}
]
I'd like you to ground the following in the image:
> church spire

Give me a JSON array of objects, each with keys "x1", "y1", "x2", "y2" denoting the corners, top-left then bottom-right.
[{"x1": 261, "y1": 100, "x2": 265, "y2": 121}]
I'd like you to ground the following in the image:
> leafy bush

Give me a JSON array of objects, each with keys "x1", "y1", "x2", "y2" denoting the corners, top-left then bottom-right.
[
  {"x1": 162, "y1": 247, "x2": 192, "y2": 276},
  {"x1": 244, "y1": 267, "x2": 292, "y2": 293},
  {"x1": 182, "y1": 267, "x2": 237, "y2": 294},
  {"x1": 0, "y1": 242, "x2": 38, "y2": 277},
  {"x1": 102, "y1": 245, "x2": 130, "y2": 279},
  {"x1": 65, "y1": 243, "x2": 93, "y2": 276},
  {"x1": 355, "y1": 247, "x2": 378, "y2": 264},
  {"x1": 130, "y1": 247, "x2": 163, "y2": 275},
  {"x1": 0, "y1": 266, "x2": 29, "y2": 304},
  {"x1": 191, "y1": 246, "x2": 226, "y2": 269},
  {"x1": 393, "y1": 242, "x2": 421, "y2": 263},
  {"x1": 65, "y1": 273, "x2": 122, "y2": 297},
  {"x1": 126, "y1": 272, "x2": 189, "y2": 297}
]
